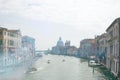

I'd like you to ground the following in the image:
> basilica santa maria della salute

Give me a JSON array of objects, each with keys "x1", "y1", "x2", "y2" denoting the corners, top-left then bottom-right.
[{"x1": 57, "y1": 37, "x2": 64, "y2": 47}]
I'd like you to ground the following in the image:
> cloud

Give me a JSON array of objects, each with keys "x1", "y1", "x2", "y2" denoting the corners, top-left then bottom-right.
[
  {"x1": 1, "y1": 0, "x2": 120, "y2": 26},
  {"x1": 1, "y1": 0, "x2": 120, "y2": 32},
  {"x1": 0, "y1": 0, "x2": 120, "y2": 49}
]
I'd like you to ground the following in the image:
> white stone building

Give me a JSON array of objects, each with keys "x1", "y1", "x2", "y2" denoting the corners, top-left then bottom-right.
[{"x1": 106, "y1": 18, "x2": 120, "y2": 76}]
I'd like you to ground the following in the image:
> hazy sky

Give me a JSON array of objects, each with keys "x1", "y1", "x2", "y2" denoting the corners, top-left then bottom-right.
[{"x1": 0, "y1": 0, "x2": 120, "y2": 50}]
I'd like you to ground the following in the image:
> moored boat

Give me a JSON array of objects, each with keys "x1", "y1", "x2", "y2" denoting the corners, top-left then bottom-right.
[{"x1": 88, "y1": 60, "x2": 101, "y2": 67}]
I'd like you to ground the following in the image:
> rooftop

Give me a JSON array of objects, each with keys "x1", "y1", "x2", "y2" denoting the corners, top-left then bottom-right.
[{"x1": 106, "y1": 17, "x2": 120, "y2": 31}]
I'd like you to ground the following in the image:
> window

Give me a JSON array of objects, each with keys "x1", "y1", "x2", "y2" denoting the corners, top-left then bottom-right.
[
  {"x1": 116, "y1": 43, "x2": 119, "y2": 56},
  {"x1": 0, "y1": 40, "x2": 2, "y2": 45},
  {"x1": 117, "y1": 26, "x2": 119, "y2": 37},
  {"x1": 10, "y1": 40, "x2": 14, "y2": 46},
  {"x1": 0, "y1": 31, "x2": 2, "y2": 35},
  {"x1": 116, "y1": 62, "x2": 117, "y2": 73},
  {"x1": 110, "y1": 45, "x2": 113, "y2": 54},
  {"x1": 10, "y1": 33, "x2": 15, "y2": 37},
  {"x1": 109, "y1": 30, "x2": 113, "y2": 38},
  {"x1": 4, "y1": 31, "x2": 6, "y2": 35}
]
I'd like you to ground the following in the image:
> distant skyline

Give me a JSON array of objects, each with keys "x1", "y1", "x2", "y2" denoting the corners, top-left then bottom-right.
[{"x1": 0, "y1": 0, "x2": 120, "y2": 50}]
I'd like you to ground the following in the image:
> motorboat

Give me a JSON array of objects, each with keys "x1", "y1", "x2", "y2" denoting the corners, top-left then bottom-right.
[
  {"x1": 26, "y1": 67, "x2": 37, "y2": 73},
  {"x1": 47, "y1": 60, "x2": 50, "y2": 64},
  {"x1": 62, "y1": 59, "x2": 65, "y2": 62},
  {"x1": 88, "y1": 60, "x2": 101, "y2": 67}
]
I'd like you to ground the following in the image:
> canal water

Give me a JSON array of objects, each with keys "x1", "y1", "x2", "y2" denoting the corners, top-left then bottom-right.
[{"x1": 23, "y1": 54, "x2": 107, "y2": 80}]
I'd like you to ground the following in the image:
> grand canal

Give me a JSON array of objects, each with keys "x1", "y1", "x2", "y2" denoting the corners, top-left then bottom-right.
[{"x1": 23, "y1": 54, "x2": 108, "y2": 80}]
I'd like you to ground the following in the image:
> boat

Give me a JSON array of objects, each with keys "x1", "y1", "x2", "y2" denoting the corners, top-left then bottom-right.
[
  {"x1": 88, "y1": 60, "x2": 101, "y2": 67},
  {"x1": 47, "y1": 60, "x2": 50, "y2": 64},
  {"x1": 26, "y1": 67, "x2": 37, "y2": 73},
  {"x1": 62, "y1": 59, "x2": 65, "y2": 62}
]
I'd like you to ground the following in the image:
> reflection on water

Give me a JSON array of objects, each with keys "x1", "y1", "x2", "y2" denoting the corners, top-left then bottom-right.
[{"x1": 23, "y1": 55, "x2": 107, "y2": 80}]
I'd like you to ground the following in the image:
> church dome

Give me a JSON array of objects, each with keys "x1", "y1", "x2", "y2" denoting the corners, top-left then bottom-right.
[{"x1": 57, "y1": 37, "x2": 64, "y2": 47}]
